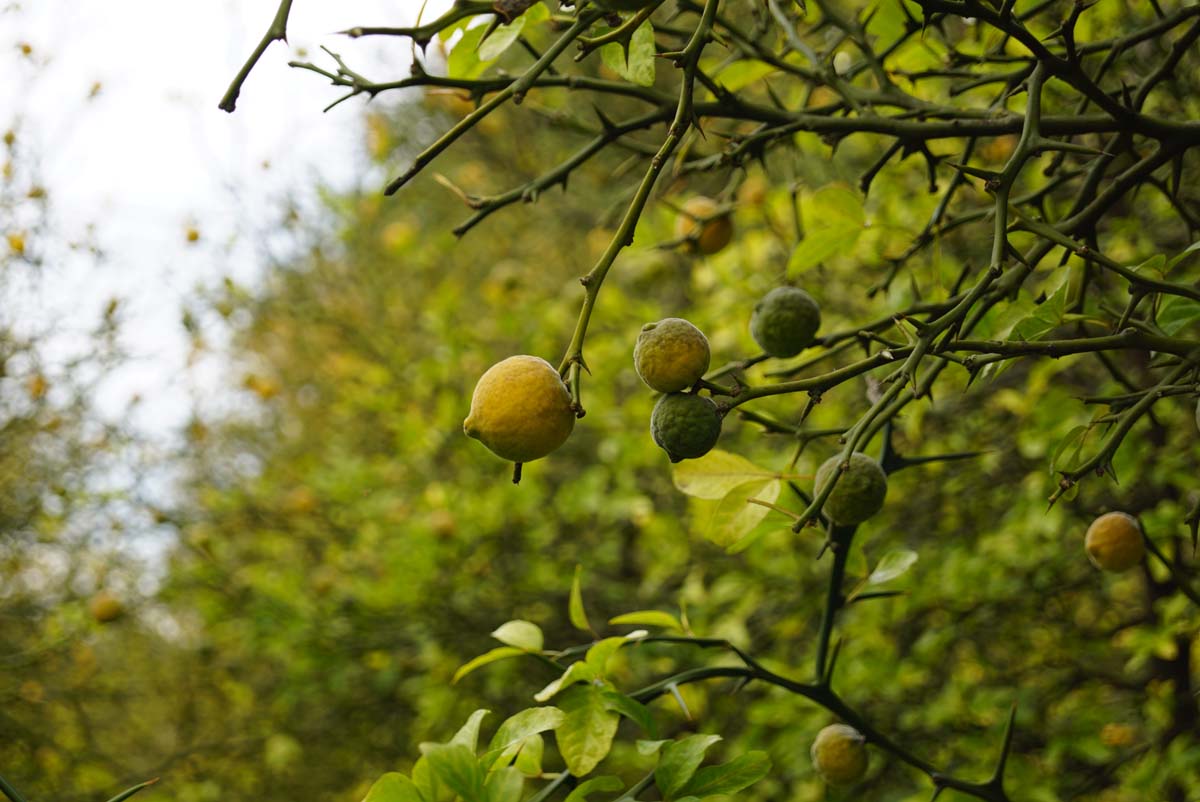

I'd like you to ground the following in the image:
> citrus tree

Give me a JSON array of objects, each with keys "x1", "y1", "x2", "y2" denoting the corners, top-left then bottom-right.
[{"x1": 71, "y1": 1, "x2": 1199, "y2": 800}]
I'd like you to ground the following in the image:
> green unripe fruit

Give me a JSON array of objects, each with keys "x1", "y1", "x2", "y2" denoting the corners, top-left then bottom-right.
[
  {"x1": 1085, "y1": 511, "x2": 1144, "y2": 572},
  {"x1": 634, "y1": 318, "x2": 711, "y2": 393},
  {"x1": 750, "y1": 286, "x2": 821, "y2": 358},
  {"x1": 811, "y1": 724, "x2": 868, "y2": 786},
  {"x1": 814, "y1": 452, "x2": 887, "y2": 526},
  {"x1": 650, "y1": 393, "x2": 722, "y2": 463}
]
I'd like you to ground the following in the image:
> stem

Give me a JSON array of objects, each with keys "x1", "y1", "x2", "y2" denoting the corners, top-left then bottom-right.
[{"x1": 219, "y1": 0, "x2": 294, "y2": 112}]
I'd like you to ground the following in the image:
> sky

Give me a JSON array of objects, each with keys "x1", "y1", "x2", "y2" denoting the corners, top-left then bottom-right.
[{"x1": 2, "y1": 0, "x2": 446, "y2": 433}]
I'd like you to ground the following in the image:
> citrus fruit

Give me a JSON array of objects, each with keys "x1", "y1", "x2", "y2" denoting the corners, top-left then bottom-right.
[
  {"x1": 1084, "y1": 511, "x2": 1144, "y2": 572},
  {"x1": 750, "y1": 286, "x2": 821, "y2": 358},
  {"x1": 814, "y1": 452, "x2": 887, "y2": 526},
  {"x1": 811, "y1": 724, "x2": 868, "y2": 786},
  {"x1": 650, "y1": 393, "x2": 722, "y2": 462},
  {"x1": 634, "y1": 318, "x2": 710, "y2": 393},
  {"x1": 464, "y1": 355, "x2": 575, "y2": 463},
  {"x1": 89, "y1": 592, "x2": 123, "y2": 624},
  {"x1": 674, "y1": 196, "x2": 733, "y2": 255}
]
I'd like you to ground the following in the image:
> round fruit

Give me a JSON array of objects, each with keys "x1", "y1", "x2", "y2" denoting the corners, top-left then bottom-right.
[
  {"x1": 89, "y1": 592, "x2": 123, "y2": 624},
  {"x1": 463, "y1": 355, "x2": 575, "y2": 463},
  {"x1": 634, "y1": 318, "x2": 711, "y2": 393},
  {"x1": 750, "y1": 286, "x2": 821, "y2": 358},
  {"x1": 674, "y1": 196, "x2": 733, "y2": 255},
  {"x1": 814, "y1": 452, "x2": 887, "y2": 526},
  {"x1": 651, "y1": 393, "x2": 722, "y2": 462},
  {"x1": 811, "y1": 724, "x2": 868, "y2": 786},
  {"x1": 1085, "y1": 511, "x2": 1145, "y2": 572}
]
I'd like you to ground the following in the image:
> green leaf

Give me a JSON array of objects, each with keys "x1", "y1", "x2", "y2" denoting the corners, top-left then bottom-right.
[
  {"x1": 585, "y1": 636, "x2": 631, "y2": 676},
  {"x1": 424, "y1": 743, "x2": 487, "y2": 802},
  {"x1": 563, "y1": 776, "x2": 623, "y2": 802},
  {"x1": 637, "y1": 739, "x2": 670, "y2": 756},
  {"x1": 448, "y1": 25, "x2": 490, "y2": 80},
  {"x1": 362, "y1": 773, "x2": 424, "y2": 802},
  {"x1": 673, "y1": 449, "x2": 776, "y2": 499},
  {"x1": 485, "y1": 766, "x2": 524, "y2": 802},
  {"x1": 412, "y1": 755, "x2": 442, "y2": 802},
  {"x1": 477, "y1": 15, "x2": 526, "y2": 62},
  {"x1": 513, "y1": 733, "x2": 544, "y2": 777},
  {"x1": 1166, "y1": 240, "x2": 1200, "y2": 274},
  {"x1": 102, "y1": 780, "x2": 160, "y2": 802},
  {"x1": 656, "y1": 733, "x2": 723, "y2": 799},
  {"x1": 599, "y1": 21, "x2": 656, "y2": 86},
  {"x1": 788, "y1": 184, "x2": 865, "y2": 274},
  {"x1": 1158, "y1": 296, "x2": 1200, "y2": 335},
  {"x1": 679, "y1": 751, "x2": 772, "y2": 797},
  {"x1": 485, "y1": 706, "x2": 566, "y2": 767},
  {"x1": 1008, "y1": 278, "x2": 1068, "y2": 343},
  {"x1": 601, "y1": 690, "x2": 658, "y2": 737},
  {"x1": 454, "y1": 646, "x2": 525, "y2": 684},
  {"x1": 533, "y1": 660, "x2": 596, "y2": 702},
  {"x1": 702, "y1": 58, "x2": 777, "y2": 91},
  {"x1": 1131, "y1": 253, "x2": 1166, "y2": 279},
  {"x1": 556, "y1": 683, "x2": 621, "y2": 776},
  {"x1": 1049, "y1": 425, "x2": 1088, "y2": 475},
  {"x1": 569, "y1": 565, "x2": 591, "y2": 632},
  {"x1": 705, "y1": 479, "x2": 781, "y2": 548},
  {"x1": 868, "y1": 549, "x2": 918, "y2": 584},
  {"x1": 608, "y1": 610, "x2": 681, "y2": 631},
  {"x1": 451, "y1": 709, "x2": 491, "y2": 751},
  {"x1": 491, "y1": 620, "x2": 544, "y2": 652}
]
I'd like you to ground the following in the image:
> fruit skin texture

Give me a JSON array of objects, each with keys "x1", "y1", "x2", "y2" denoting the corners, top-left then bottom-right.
[
  {"x1": 674, "y1": 196, "x2": 733, "y2": 255},
  {"x1": 750, "y1": 286, "x2": 821, "y2": 358},
  {"x1": 89, "y1": 592, "x2": 123, "y2": 624},
  {"x1": 811, "y1": 724, "x2": 868, "y2": 786},
  {"x1": 650, "y1": 393, "x2": 722, "y2": 463},
  {"x1": 1085, "y1": 511, "x2": 1145, "y2": 572},
  {"x1": 814, "y1": 452, "x2": 888, "y2": 526},
  {"x1": 634, "y1": 318, "x2": 711, "y2": 393},
  {"x1": 463, "y1": 356, "x2": 575, "y2": 463}
]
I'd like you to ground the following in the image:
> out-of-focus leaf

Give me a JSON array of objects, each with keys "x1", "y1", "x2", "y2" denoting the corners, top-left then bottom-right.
[
  {"x1": 608, "y1": 610, "x2": 681, "y2": 631},
  {"x1": 1157, "y1": 296, "x2": 1200, "y2": 335},
  {"x1": 569, "y1": 564, "x2": 591, "y2": 632},
  {"x1": 706, "y1": 479, "x2": 781, "y2": 548},
  {"x1": 868, "y1": 549, "x2": 918, "y2": 584},
  {"x1": 491, "y1": 620, "x2": 544, "y2": 652},
  {"x1": 454, "y1": 647, "x2": 525, "y2": 684},
  {"x1": 673, "y1": 449, "x2": 776, "y2": 499}
]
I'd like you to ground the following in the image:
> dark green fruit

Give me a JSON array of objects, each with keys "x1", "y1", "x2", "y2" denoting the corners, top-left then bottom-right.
[
  {"x1": 814, "y1": 452, "x2": 887, "y2": 525},
  {"x1": 650, "y1": 393, "x2": 722, "y2": 462},
  {"x1": 750, "y1": 286, "x2": 821, "y2": 358}
]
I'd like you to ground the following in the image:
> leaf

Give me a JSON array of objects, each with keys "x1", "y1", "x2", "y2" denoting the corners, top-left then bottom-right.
[
  {"x1": 102, "y1": 780, "x2": 160, "y2": 802},
  {"x1": 452, "y1": 709, "x2": 492, "y2": 751},
  {"x1": 679, "y1": 751, "x2": 772, "y2": 798},
  {"x1": 556, "y1": 683, "x2": 621, "y2": 776},
  {"x1": 563, "y1": 776, "x2": 623, "y2": 802},
  {"x1": 485, "y1": 706, "x2": 566, "y2": 767},
  {"x1": 569, "y1": 565, "x2": 591, "y2": 632},
  {"x1": 411, "y1": 755, "x2": 442, "y2": 802},
  {"x1": 485, "y1": 766, "x2": 524, "y2": 802},
  {"x1": 702, "y1": 58, "x2": 777, "y2": 91},
  {"x1": 599, "y1": 21, "x2": 656, "y2": 87},
  {"x1": 601, "y1": 690, "x2": 658, "y2": 737},
  {"x1": 513, "y1": 733, "x2": 544, "y2": 777},
  {"x1": 868, "y1": 549, "x2": 918, "y2": 584},
  {"x1": 424, "y1": 743, "x2": 487, "y2": 802},
  {"x1": 1166, "y1": 240, "x2": 1200, "y2": 274},
  {"x1": 533, "y1": 660, "x2": 596, "y2": 702},
  {"x1": 636, "y1": 739, "x2": 670, "y2": 756},
  {"x1": 1157, "y1": 296, "x2": 1200, "y2": 336},
  {"x1": 478, "y1": 15, "x2": 526, "y2": 61},
  {"x1": 585, "y1": 636, "x2": 631, "y2": 676},
  {"x1": 655, "y1": 733, "x2": 723, "y2": 799},
  {"x1": 448, "y1": 25, "x2": 490, "y2": 80},
  {"x1": 1131, "y1": 253, "x2": 1166, "y2": 279},
  {"x1": 1007, "y1": 278, "x2": 1068, "y2": 343},
  {"x1": 1049, "y1": 425, "x2": 1088, "y2": 475},
  {"x1": 491, "y1": 620, "x2": 544, "y2": 652},
  {"x1": 361, "y1": 773, "x2": 423, "y2": 802},
  {"x1": 608, "y1": 610, "x2": 682, "y2": 631},
  {"x1": 673, "y1": 449, "x2": 777, "y2": 499},
  {"x1": 454, "y1": 646, "x2": 525, "y2": 684},
  {"x1": 705, "y1": 479, "x2": 782, "y2": 548},
  {"x1": 788, "y1": 184, "x2": 865, "y2": 274}
]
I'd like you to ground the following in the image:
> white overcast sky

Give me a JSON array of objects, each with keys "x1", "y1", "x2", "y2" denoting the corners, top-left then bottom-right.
[{"x1": 2, "y1": 0, "x2": 449, "y2": 432}]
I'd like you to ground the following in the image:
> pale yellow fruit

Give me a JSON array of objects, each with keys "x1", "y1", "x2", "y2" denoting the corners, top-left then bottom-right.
[
  {"x1": 1085, "y1": 511, "x2": 1144, "y2": 572},
  {"x1": 89, "y1": 592, "x2": 123, "y2": 624},
  {"x1": 811, "y1": 724, "x2": 867, "y2": 786},
  {"x1": 634, "y1": 318, "x2": 710, "y2": 393},
  {"x1": 463, "y1": 356, "x2": 575, "y2": 463},
  {"x1": 675, "y1": 196, "x2": 733, "y2": 255}
]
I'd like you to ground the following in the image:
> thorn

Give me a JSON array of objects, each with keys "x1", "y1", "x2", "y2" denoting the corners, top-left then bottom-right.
[{"x1": 988, "y1": 702, "x2": 1018, "y2": 786}]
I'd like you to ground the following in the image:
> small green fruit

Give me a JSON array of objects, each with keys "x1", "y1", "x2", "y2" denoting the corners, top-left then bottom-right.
[
  {"x1": 651, "y1": 393, "x2": 722, "y2": 462},
  {"x1": 1085, "y1": 511, "x2": 1144, "y2": 572},
  {"x1": 814, "y1": 452, "x2": 887, "y2": 526},
  {"x1": 750, "y1": 287, "x2": 821, "y2": 358},
  {"x1": 811, "y1": 724, "x2": 867, "y2": 786},
  {"x1": 634, "y1": 318, "x2": 711, "y2": 393}
]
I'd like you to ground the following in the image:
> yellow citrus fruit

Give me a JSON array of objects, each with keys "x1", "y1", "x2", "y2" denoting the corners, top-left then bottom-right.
[
  {"x1": 464, "y1": 356, "x2": 575, "y2": 463},
  {"x1": 814, "y1": 452, "x2": 887, "y2": 526},
  {"x1": 750, "y1": 286, "x2": 821, "y2": 358},
  {"x1": 811, "y1": 724, "x2": 868, "y2": 786},
  {"x1": 1085, "y1": 511, "x2": 1144, "y2": 572},
  {"x1": 675, "y1": 196, "x2": 733, "y2": 255},
  {"x1": 88, "y1": 592, "x2": 123, "y2": 624},
  {"x1": 634, "y1": 318, "x2": 711, "y2": 393},
  {"x1": 650, "y1": 393, "x2": 722, "y2": 462}
]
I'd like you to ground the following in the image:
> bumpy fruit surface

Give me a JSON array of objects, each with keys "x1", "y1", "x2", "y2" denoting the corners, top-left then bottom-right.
[
  {"x1": 89, "y1": 592, "x2": 123, "y2": 624},
  {"x1": 651, "y1": 393, "x2": 722, "y2": 462},
  {"x1": 750, "y1": 286, "x2": 821, "y2": 358},
  {"x1": 674, "y1": 196, "x2": 733, "y2": 255},
  {"x1": 811, "y1": 724, "x2": 868, "y2": 786},
  {"x1": 814, "y1": 452, "x2": 887, "y2": 526},
  {"x1": 634, "y1": 318, "x2": 711, "y2": 393},
  {"x1": 463, "y1": 356, "x2": 575, "y2": 463},
  {"x1": 1085, "y1": 511, "x2": 1144, "y2": 572}
]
